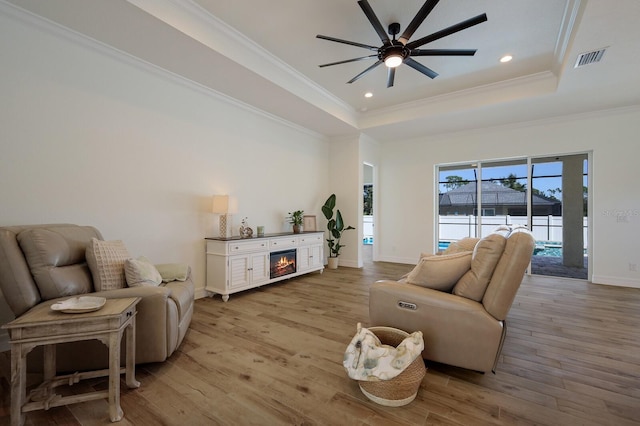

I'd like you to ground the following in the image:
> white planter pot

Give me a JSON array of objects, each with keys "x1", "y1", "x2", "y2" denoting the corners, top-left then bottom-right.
[{"x1": 327, "y1": 257, "x2": 339, "y2": 269}]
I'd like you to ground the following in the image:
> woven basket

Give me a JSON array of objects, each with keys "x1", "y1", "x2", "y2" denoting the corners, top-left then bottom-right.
[{"x1": 358, "y1": 326, "x2": 426, "y2": 407}]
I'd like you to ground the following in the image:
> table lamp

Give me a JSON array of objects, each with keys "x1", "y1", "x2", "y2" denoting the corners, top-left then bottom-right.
[{"x1": 212, "y1": 195, "x2": 230, "y2": 238}]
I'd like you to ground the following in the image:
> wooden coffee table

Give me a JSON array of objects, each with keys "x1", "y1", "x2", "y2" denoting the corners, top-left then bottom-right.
[{"x1": 2, "y1": 296, "x2": 141, "y2": 425}]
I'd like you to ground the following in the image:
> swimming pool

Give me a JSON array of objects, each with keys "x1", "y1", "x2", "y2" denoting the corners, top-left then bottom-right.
[
  {"x1": 531, "y1": 241, "x2": 562, "y2": 257},
  {"x1": 439, "y1": 240, "x2": 577, "y2": 257}
]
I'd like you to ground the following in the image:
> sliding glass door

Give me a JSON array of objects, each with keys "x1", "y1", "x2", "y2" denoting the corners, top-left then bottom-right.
[
  {"x1": 437, "y1": 154, "x2": 589, "y2": 279},
  {"x1": 529, "y1": 155, "x2": 588, "y2": 278}
]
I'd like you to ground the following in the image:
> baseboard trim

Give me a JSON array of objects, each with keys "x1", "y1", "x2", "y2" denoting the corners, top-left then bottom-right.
[
  {"x1": 376, "y1": 255, "x2": 415, "y2": 265},
  {"x1": 591, "y1": 275, "x2": 640, "y2": 289},
  {"x1": 336, "y1": 259, "x2": 359, "y2": 268},
  {"x1": 194, "y1": 288, "x2": 209, "y2": 299}
]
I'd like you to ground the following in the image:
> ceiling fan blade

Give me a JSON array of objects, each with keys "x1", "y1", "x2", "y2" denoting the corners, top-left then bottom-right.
[
  {"x1": 406, "y1": 13, "x2": 488, "y2": 50},
  {"x1": 405, "y1": 58, "x2": 438, "y2": 79},
  {"x1": 347, "y1": 60, "x2": 383, "y2": 84},
  {"x1": 316, "y1": 35, "x2": 378, "y2": 51},
  {"x1": 411, "y1": 49, "x2": 477, "y2": 56},
  {"x1": 319, "y1": 55, "x2": 378, "y2": 67},
  {"x1": 398, "y1": 0, "x2": 440, "y2": 45},
  {"x1": 387, "y1": 67, "x2": 396, "y2": 88},
  {"x1": 357, "y1": 0, "x2": 390, "y2": 44}
]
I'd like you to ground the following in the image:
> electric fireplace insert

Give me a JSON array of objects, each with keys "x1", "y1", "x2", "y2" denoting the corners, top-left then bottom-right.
[{"x1": 270, "y1": 249, "x2": 296, "y2": 279}]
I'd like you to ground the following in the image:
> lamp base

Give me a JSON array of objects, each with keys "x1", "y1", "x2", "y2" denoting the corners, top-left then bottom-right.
[{"x1": 219, "y1": 214, "x2": 228, "y2": 238}]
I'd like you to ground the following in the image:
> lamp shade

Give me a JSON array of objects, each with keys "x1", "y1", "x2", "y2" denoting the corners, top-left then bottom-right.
[{"x1": 212, "y1": 195, "x2": 230, "y2": 214}]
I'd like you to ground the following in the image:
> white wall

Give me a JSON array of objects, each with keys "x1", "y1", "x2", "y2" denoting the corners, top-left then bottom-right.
[
  {"x1": 328, "y1": 136, "x2": 360, "y2": 267},
  {"x1": 0, "y1": 7, "x2": 330, "y2": 337},
  {"x1": 377, "y1": 107, "x2": 640, "y2": 288}
]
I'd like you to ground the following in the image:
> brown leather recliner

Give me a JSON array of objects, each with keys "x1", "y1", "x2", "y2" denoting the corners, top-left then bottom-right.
[
  {"x1": 369, "y1": 227, "x2": 535, "y2": 373},
  {"x1": 0, "y1": 224, "x2": 194, "y2": 372}
]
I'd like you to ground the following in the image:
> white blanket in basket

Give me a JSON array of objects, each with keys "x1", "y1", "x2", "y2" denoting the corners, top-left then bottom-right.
[{"x1": 343, "y1": 324, "x2": 424, "y2": 381}]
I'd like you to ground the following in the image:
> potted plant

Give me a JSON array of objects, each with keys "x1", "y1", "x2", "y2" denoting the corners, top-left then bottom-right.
[
  {"x1": 321, "y1": 194, "x2": 355, "y2": 269},
  {"x1": 287, "y1": 210, "x2": 304, "y2": 233}
]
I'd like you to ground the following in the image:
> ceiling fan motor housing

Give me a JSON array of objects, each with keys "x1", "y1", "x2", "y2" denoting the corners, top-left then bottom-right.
[{"x1": 379, "y1": 43, "x2": 408, "y2": 63}]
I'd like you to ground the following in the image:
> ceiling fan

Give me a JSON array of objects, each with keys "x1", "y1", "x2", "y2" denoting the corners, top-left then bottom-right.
[{"x1": 316, "y1": 0, "x2": 488, "y2": 87}]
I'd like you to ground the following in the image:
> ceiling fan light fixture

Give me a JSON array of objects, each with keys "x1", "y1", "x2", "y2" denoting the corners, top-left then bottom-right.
[
  {"x1": 384, "y1": 54, "x2": 403, "y2": 68},
  {"x1": 383, "y1": 45, "x2": 405, "y2": 68}
]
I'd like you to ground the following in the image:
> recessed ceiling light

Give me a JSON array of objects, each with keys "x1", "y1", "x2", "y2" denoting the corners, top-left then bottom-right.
[
  {"x1": 364, "y1": 92, "x2": 373, "y2": 98},
  {"x1": 500, "y1": 55, "x2": 513, "y2": 63}
]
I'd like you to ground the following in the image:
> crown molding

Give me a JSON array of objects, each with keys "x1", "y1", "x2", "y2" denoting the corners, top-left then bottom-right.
[
  {"x1": 394, "y1": 104, "x2": 640, "y2": 144},
  {"x1": 126, "y1": 0, "x2": 359, "y2": 127},
  {"x1": 0, "y1": 0, "x2": 328, "y2": 140},
  {"x1": 359, "y1": 71, "x2": 558, "y2": 130},
  {"x1": 553, "y1": 0, "x2": 587, "y2": 76}
]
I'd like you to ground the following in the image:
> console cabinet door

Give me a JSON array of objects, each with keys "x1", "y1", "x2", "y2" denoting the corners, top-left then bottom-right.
[
  {"x1": 297, "y1": 244, "x2": 322, "y2": 272},
  {"x1": 229, "y1": 255, "x2": 250, "y2": 289},
  {"x1": 250, "y1": 253, "x2": 269, "y2": 285},
  {"x1": 229, "y1": 253, "x2": 269, "y2": 289},
  {"x1": 308, "y1": 245, "x2": 322, "y2": 269},
  {"x1": 297, "y1": 246, "x2": 311, "y2": 271}
]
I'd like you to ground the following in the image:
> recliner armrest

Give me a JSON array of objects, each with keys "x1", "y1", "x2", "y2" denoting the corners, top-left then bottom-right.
[{"x1": 371, "y1": 280, "x2": 487, "y2": 314}]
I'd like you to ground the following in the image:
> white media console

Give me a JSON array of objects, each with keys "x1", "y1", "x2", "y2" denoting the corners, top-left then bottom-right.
[{"x1": 205, "y1": 231, "x2": 324, "y2": 301}]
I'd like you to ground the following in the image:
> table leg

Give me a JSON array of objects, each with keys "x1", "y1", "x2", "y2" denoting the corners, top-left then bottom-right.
[
  {"x1": 108, "y1": 331, "x2": 123, "y2": 422},
  {"x1": 125, "y1": 316, "x2": 140, "y2": 389},
  {"x1": 43, "y1": 344, "x2": 56, "y2": 383},
  {"x1": 10, "y1": 343, "x2": 26, "y2": 426}
]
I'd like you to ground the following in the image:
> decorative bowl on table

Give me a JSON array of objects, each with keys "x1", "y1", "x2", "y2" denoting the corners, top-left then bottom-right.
[{"x1": 51, "y1": 296, "x2": 107, "y2": 314}]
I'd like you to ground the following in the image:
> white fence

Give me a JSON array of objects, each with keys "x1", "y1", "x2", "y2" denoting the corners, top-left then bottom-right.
[{"x1": 439, "y1": 215, "x2": 588, "y2": 247}]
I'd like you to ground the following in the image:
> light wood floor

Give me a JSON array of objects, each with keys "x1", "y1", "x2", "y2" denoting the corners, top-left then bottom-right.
[{"x1": 1, "y1": 260, "x2": 639, "y2": 425}]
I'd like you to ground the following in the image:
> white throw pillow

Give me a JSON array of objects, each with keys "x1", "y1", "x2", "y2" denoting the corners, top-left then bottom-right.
[
  {"x1": 154, "y1": 263, "x2": 190, "y2": 282},
  {"x1": 85, "y1": 238, "x2": 130, "y2": 291},
  {"x1": 125, "y1": 256, "x2": 163, "y2": 287}
]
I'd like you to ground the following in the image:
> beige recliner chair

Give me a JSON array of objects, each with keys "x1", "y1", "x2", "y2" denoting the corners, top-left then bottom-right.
[
  {"x1": 0, "y1": 224, "x2": 194, "y2": 372},
  {"x1": 369, "y1": 227, "x2": 534, "y2": 373}
]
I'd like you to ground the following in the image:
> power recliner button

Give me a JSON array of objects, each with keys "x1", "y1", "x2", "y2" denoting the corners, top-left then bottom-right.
[{"x1": 398, "y1": 301, "x2": 417, "y2": 310}]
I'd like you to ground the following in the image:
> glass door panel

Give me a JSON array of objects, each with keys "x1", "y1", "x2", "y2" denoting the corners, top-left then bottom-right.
[
  {"x1": 438, "y1": 164, "x2": 479, "y2": 251},
  {"x1": 478, "y1": 159, "x2": 528, "y2": 235}
]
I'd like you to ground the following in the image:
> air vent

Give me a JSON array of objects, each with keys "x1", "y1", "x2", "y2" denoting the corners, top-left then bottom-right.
[{"x1": 574, "y1": 47, "x2": 607, "y2": 68}]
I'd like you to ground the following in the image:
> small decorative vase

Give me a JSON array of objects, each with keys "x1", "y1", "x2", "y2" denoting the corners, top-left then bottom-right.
[
  {"x1": 239, "y1": 218, "x2": 253, "y2": 238},
  {"x1": 293, "y1": 224, "x2": 303, "y2": 234},
  {"x1": 328, "y1": 257, "x2": 339, "y2": 269}
]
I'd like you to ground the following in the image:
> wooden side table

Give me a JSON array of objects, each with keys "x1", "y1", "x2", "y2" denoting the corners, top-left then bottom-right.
[{"x1": 2, "y1": 297, "x2": 141, "y2": 425}]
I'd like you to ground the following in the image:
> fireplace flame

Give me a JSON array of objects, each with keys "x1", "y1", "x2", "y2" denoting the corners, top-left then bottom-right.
[{"x1": 270, "y1": 250, "x2": 296, "y2": 279}]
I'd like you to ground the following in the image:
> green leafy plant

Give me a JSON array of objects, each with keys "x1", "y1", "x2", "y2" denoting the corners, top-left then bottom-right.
[
  {"x1": 322, "y1": 194, "x2": 354, "y2": 258},
  {"x1": 287, "y1": 210, "x2": 304, "y2": 226}
]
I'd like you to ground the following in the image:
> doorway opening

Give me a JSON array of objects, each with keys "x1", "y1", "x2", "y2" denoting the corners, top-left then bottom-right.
[{"x1": 363, "y1": 163, "x2": 374, "y2": 265}]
